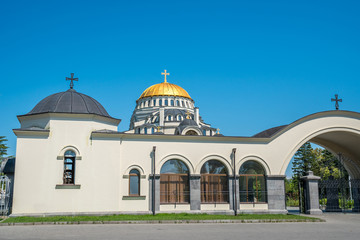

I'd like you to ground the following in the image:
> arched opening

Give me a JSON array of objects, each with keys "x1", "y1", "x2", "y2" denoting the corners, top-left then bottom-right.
[
  {"x1": 185, "y1": 130, "x2": 198, "y2": 136},
  {"x1": 160, "y1": 160, "x2": 190, "y2": 204},
  {"x1": 239, "y1": 160, "x2": 267, "y2": 203},
  {"x1": 283, "y1": 129, "x2": 360, "y2": 213},
  {"x1": 200, "y1": 160, "x2": 229, "y2": 203},
  {"x1": 129, "y1": 169, "x2": 140, "y2": 196},
  {"x1": 63, "y1": 150, "x2": 76, "y2": 184}
]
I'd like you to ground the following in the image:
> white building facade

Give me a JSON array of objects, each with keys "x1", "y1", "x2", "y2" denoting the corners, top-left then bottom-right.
[{"x1": 11, "y1": 73, "x2": 360, "y2": 216}]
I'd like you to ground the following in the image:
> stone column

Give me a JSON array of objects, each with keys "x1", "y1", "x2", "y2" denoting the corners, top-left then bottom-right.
[
  {"x1": 149, "y1": 174, "x2": 160, "y2": 213},
  {"x1": 301, "y1": 171, "x2": 323, "y2": 214},
  {"x1": 351, "y1": 179, "x2": 360, "y2": 212},
  {"x1": 266, "y1": 175, "x2": 287, "y2": 214},
  {"x1": 228, "y1": 176, "x2": 239, "y2": 213},
  {"x1": 190, "y1": 174, "x2": 201, "y2": 211},
  {"x1": 159, "y1": 108, "x2": 164, "y2": 126}
]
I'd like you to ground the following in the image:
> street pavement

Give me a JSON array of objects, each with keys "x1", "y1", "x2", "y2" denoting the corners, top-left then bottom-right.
[{"x1": 0, "y1": 214, "x2": 359, "y2": 240}]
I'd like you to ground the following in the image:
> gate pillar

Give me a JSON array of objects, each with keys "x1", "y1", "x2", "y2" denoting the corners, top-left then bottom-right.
[
  {"x1": 301, "y1": 171, "x2": 323, "y2": 215},
  {"x1": 266, "y1": 175, "x2": 287, "y2": 214}
]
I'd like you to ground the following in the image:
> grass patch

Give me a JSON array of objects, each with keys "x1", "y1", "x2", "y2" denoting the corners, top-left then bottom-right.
[{"x1": 1, "y1": 213, "x2": 319, "y2": 224}]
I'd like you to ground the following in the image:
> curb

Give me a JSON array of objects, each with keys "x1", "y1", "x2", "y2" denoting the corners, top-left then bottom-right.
[{"x1": 0, "y1": 218, "x2": 325, "y2": 226}]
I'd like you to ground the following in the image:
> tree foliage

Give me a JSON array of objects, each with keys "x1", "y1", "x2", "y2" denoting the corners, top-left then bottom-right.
[
  {"x1": 291, "y1": 142, "x2": 347, "y2": 181},
  {"x1": 0, "y1": 136, "x2": 8, "y2": 159}
]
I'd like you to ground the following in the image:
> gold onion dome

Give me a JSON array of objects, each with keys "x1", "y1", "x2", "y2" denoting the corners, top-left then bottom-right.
[{"x1": 138, "y1": 70, "x2": 192, "y2": 100}]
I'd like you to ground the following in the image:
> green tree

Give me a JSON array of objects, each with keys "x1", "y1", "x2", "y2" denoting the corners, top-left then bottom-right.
[
  {"x1": 292, "y1": 142, "x2": 315, "y2": 183},
  {"x1": 0, "y1": 136, "x2": 8, "y2": 159}
]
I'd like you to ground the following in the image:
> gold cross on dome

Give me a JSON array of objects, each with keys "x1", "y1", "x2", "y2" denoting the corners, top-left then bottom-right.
[
  {"x1": 161, "y1": 70, "x2": 170, "y2": 83},
  {"x1": 186, "y1": 111, "x2": 192, "y2": 119},
  {"x1": 156, "y1": 126, "x2": 161, "y2": 132},
  {"x1": 217, "y1": 128, "x2": 220, "y2": 134}
]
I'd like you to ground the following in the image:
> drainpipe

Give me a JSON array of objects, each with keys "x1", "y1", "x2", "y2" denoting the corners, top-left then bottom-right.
[
  {"x1": 152, "y1": 146, "x2": 156, "y2": 215},
  {"x1": 232, "y1": 148, "x2": 237, "y2": 216}
]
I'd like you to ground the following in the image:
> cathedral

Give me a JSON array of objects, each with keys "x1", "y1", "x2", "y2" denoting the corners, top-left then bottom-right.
[{"x1": 10, "y1": 71, "x2": 360, "y2": 216}]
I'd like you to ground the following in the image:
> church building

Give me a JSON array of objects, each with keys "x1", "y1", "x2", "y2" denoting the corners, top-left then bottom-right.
[{"x1": 11, "y1": 71, "x2": 360, "y2": 216}]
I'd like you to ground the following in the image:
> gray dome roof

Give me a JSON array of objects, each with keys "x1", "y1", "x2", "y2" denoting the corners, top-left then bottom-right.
[
  {"x1": 25, "y1": 89, "x2": 112, "y2": 118},
  {"x1": 178, "y1": 118, "x2": 198, "y2": 127}
]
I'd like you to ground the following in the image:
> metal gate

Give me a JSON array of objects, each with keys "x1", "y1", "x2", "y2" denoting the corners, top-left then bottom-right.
[
  {"x1": 0, "y1": 175, "x2": 11, "y2": 215},
  {"x1": 319, "y1": 154, "x2": 360, "y2": 213}
]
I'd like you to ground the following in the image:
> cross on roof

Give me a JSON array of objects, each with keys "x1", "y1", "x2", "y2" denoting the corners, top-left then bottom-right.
[
  {"x1": 156, "y1": 126, "x2": 162, "y2": 132},
  {"x1": 331, "y1": 94, "x2": 342, "y2": 110},
  {"x1": 66, "y1": 73, "x2": 78, "y2": 89},
  {"x1": 217, "y1": 128, "x2": 220, "y2": 134},
  {"x1": 161, "y1": 70, "x2": 169, "y2": 83},
  {"x1": 186, "y1": 111, "x2": 192, "y2": 119}
]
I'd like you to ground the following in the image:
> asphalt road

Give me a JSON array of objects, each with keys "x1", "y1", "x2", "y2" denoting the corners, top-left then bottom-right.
[{"x1": 0, "y1": 214, "x2": 359, "y2": 240}]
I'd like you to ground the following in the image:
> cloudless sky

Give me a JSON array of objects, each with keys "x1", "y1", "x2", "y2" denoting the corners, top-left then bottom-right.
[{"x1": 1, "y1": 0, "x2": 360, "y2": 177}]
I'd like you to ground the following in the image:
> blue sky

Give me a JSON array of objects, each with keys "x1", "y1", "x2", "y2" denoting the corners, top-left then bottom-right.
[{"x1": 1, "y1": 0, "x2": 359, "y2": 177}]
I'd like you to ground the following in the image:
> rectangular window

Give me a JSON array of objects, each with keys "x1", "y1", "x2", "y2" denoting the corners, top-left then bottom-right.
[
  {"x1": 63, "y1": 157, "x2": 75, "y2": 184},
  {"x1": 129, "y1": 175, "x2": 140, "y2": 195},
  {"x1": 201, "y1": 175, "x2": 228, "y2": 203},
  {"x1": 160, "y1": 174, "x2": 190, "y2": 203},
  {"x1": 239, "y1": 175, "x2": 267, "y2": 203}
]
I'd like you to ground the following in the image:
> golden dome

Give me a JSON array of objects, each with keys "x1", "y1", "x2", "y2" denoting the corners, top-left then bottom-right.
[{"x1": 139, "y1": 70, "x2": 192, "y2": 100}]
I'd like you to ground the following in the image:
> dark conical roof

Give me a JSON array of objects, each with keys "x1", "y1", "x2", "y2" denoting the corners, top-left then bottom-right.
[{"x1": 25, "y1": 89, "x2": 112, "y2": 118}]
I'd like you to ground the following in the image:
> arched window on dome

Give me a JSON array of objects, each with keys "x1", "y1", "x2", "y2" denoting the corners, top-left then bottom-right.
[
  {"x1": 160, "y1": 160, "x2": 190, "y2": 204},
  {"x1": 159, "y1": 99, "x2": 163, "y2": 106},
  {"x1": 201, "y1": 160, "x2": 229, "y2": 203},
  {"x1": 203, "y1": 129, "x2": 206, "y2": 136},
  {"x1": 175, "y1": 100, "x2": 179, "y2": 106},
  {"x1": 63, "y1": 150, "x2": 76, "y2": 184},
  {"x1": 129, "y1": 169, "x2": 140, "y2": 196},
  {"x1": 177, "y1": 115, "x2": 182, "y2": 121},
  {"x1": 239, "y1": 161, "x2": 267, "y2": 203},
  {"x1": 164, "y1": 99, "x2": 168, "y2": 106},
  {"x1": 185, "y1": 130, "x2": 198, "y2": 135},
  {"x1": 153, "y1": 99, "x2": 156, "y2": 106},
  {"x1": 144, "y1": 127, "x2": 148, "y2": 134},
  {"x1": 170, "y1": 100, "x2": 174, "y2": 106},
  {"x1": 152, "y1": 116, "x2": 158, "y2": 123}
]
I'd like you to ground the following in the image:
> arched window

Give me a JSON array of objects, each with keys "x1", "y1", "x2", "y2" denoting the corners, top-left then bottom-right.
[
  {"x1": 185, "y1": 130, "x2": 198, "y2": 135},
  {"x1": 170, "y1": 100, "x2": 174, "y2": 106},
  {"x1": 239, "y1": 161, "x2": 267, "y2": 203},
  {"x1": 63, "y1": 150, "x2": 76, "y2": 184},
  {"x1": 164, "y1": 99, "x2": 168, "y2": 106},
  {"x1": 177, "y1": 115, "x2": 182, "y2": 121},
  {"x1": 159, "y1": 99, "x2": 163, "y2": 106},
  {"x1": 175, "y1": 100, "x2": 179, "y2": 106},
  {"x1": 201, "y1": 160, "x2": 229, "y2": 203},
  {"x1": 129, "y1": 169, "x2": 140, "y2": 196},
  {"x1": 151, "y1": 127, "x2": 154, "y2": 134},
  {"x1": 153, "y1": 99, "x2": 156, "y2": 106},
  {"x1": 160, "y1": 160, "x2": 190, "y2": 204},
  {"x1": 203, "y1": 129, "x2": 206, "y2": 136},
  {"x1": 144, "y1": 127, "x2": 147, "y2": 134}
]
